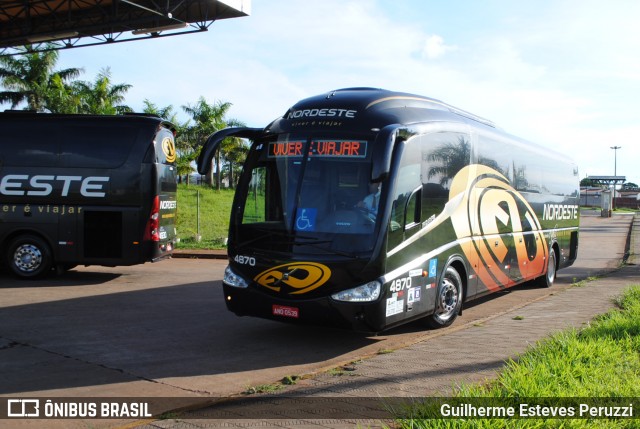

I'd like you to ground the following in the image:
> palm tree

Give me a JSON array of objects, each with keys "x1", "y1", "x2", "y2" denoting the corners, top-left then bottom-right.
[
  {"x1": 426, "y1": 136, "x2": 472, "y2": 186},
  {"x1": 142, "y1": 99, "x2": 179, "y2": 122},
  {"x1": 223, "y1": 136, "x2": 250, "y2": 188},
  {"x1": 45, "y1": 73, "x2": 83, "y2": 113},
  {"x1": 175, "y1": 151, "x2": 198, "y2": 185},
  {"x1": 426, "y1": 136, "x2": 503, "y2": 186},
  {"x1": 182, "y1": 97, "x2": 245, "y2": 189},
  {"x1": 73, "y1": 68, "x2": 132, "y2": 114},
  {"x1": 0, "y1": 45, "x2": 82, "y2": 112}
]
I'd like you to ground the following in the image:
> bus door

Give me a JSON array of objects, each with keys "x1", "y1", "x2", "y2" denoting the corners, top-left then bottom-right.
[{"x1": 56, "y1": 204, "x2": 79, "y2": 263}]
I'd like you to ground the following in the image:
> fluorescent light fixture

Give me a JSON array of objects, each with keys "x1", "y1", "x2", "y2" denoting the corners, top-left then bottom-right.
[
  {"x1": 27, "y1": 31, "x2": 79, "y2": 43},
  {"x1": 132, "y1": 22, "x2": 188, "y2": 35}
]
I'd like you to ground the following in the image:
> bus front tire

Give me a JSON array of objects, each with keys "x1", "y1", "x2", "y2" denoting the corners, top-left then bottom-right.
[
  {"x1": 7, "y1": 235, "x2": 53, "y2": 279},
  {"x1": 425, "y1": 266, "x2": 463, "y2": 328}
]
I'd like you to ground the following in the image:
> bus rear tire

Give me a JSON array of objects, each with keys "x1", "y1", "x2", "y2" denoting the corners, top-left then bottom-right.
[
  {"x1": 425, "y1": 266, "x2": 463, "y2": 328},
  {"x1": 538, "y1": 247, "x2": 557, "y2": 288},
  {"x1": 7, "y1": 235, "x2": 53, "y2": 279}
]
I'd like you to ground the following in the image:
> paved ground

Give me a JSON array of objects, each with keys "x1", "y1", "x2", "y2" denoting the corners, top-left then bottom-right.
[
  {"x1": 138, "y1": 211, "x2": 640, "y2": 428},
  {"x1": 1, "y1": 211, "x2": 635, "y2": 429}
]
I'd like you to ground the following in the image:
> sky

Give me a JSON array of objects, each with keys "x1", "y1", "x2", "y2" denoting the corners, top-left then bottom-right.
[{"x1": 52, "y1": 0, "x2": 640, "y2": 185}]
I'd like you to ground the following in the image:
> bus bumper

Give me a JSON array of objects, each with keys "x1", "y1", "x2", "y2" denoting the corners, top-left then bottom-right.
[
  {"x1": 222, "y1": 284, "x2": 386, "y2": 333},
  {"x1": 150, "y1": 240, "x2": 175, "y2": 262}
]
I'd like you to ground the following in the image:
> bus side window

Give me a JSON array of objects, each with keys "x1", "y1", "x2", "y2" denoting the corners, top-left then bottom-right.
[
  {"x1": 388, "y1": 197, "x2": 404, "y2": 249},
  {"x1": 405, "y1": 187, "x2": 421, "y2": 230},
  {"x1": 420, "y1": 131, "x2": 471, "y2": 221},
  {"x1": 422, "y1": 183, "x2": 448, "y2": 221},
  {"x1": 388, "y1": 140, "x2": 421, "y2": 249}
]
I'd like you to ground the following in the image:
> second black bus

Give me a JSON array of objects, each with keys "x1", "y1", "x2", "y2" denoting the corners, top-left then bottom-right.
[{"x1": 0, "y1": 112, "x2": 178, "y2": 278}]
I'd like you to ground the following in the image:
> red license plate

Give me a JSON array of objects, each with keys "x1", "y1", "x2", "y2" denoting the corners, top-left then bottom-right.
[{"x1": 272, "y1": 305, "x2": 299, "y2": 319}]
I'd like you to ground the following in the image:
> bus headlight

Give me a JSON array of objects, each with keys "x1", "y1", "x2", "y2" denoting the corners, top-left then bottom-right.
[
  {"x1": 224, "y1": 266, "x2": 249, "y2": 288},
  {"x1": 331, "y1": 280, "x2": 381, "y2": 302}
]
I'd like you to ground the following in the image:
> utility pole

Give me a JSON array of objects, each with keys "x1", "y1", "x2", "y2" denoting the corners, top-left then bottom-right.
[
  {"x1": 610, "y1": 146, "x2": 621, "y2": 210},
  {"x1": 610, "y1": 145, "x2": 621, "y2": 176}
]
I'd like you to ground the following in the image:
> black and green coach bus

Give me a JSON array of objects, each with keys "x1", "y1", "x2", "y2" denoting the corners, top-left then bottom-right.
[{"x1": 197, "y1": 88, "x2": 579, "y2": 332}]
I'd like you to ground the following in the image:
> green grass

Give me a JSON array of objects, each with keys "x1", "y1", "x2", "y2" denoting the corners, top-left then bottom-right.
[
  {"x1": 243, "y1": 383, "x2": 285, "y2": 395},
  {"x1": 395, "y1": 286, "x2": 640, "y2": 428},
  {"x1": 175, "y1": 184, "x2": 235, "y2": 249}
]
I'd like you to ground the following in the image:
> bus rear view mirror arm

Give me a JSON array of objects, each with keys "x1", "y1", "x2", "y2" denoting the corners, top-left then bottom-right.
[
  {"x1": 371, "y1": 124, "x2": 400, "y2": 183},
  {"x1": 371, "y1": 123, "x2": 430, "y2": 182},
  {"x1": 197, "y1": 127, "x2": 264, "y2": 175}
]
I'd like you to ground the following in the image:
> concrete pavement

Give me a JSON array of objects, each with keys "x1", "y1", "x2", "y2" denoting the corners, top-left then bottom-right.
[{"x1": 142, "y1": 211, "x2": 640, "y2": 428}]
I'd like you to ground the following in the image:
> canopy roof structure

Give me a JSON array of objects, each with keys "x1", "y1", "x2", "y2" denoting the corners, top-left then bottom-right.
[
  {"x1": 0, "y1": 0, "x2": 250, "y2": 56},
  {"x1": 586, "y1": 176, "x2": 626, "y2": 186}
]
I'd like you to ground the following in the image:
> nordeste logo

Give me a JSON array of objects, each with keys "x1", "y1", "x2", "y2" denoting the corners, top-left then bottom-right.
[{"x1": 254, "y1": 262, "x2": 331, "y2": 294}]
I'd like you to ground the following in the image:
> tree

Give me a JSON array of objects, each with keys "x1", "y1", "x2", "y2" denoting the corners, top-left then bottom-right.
[
  {"x1": 0, "y1": 45, "x2": 82, "y2": 112},
  {"x1": 622, "y1": 182, "x2": 639, "y2": 191},
  {"x1": 426, "y1": 136, "x2": 472, "y2": 185},
  {"x1": 142, "y1": 99, "x2": 179, "y2": 123},
  {"x1": 182, "y1": 97, "x2": 245, "y2": 189},
  {"x1": 580, "y1": 177, "x2": 595, "y2": 187},
  {"x1": 45, "y1": 73, "x2": 83, "y2": 113},
  {"x1": 73, "y1": 68, "x2": 132, "y2": 114},
  {"x1": 223, "y1": 135, "x2": 250, "y2": 188}
]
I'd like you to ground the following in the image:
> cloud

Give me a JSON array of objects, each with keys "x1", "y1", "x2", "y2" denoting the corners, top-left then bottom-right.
[
  {"x1": 422, "y1": 35, "x2": 457, "y2": 59},
  {"x1": 51, "y1": 0, "x2": 640, "y2": 184}
]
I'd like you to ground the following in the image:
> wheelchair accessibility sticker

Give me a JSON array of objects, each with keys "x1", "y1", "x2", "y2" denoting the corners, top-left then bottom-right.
[
  {"x1": 428, "y1": 258, "x2": 438, "y2": 278},
  {"x1": 295, "y1": 208, "x2": 317, "y2": 231}
]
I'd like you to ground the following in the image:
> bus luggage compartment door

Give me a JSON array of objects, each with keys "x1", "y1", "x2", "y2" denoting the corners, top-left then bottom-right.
[{"x1": 83, "y1": 210, "x2": 123, "y2": 258}]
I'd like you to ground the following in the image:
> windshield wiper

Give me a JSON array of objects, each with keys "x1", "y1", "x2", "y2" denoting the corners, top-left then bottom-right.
[
  {"x1": 236, "y1": 228, "x2": 361, "y2": 259},
  {"x1": 288, "y1": 239, "x2": 360, "y2": 259},
  {"x1": 235, "y1": 227, "x2": 293, "y2": 250}
]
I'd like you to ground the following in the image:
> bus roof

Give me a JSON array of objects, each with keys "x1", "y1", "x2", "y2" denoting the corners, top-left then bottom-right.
[
  {"x1": 0, "y1": 111, "x2": 176, "y2": 133},
  {"x1": 266, "y1": 87, "x2": 497, "y2": 134}
]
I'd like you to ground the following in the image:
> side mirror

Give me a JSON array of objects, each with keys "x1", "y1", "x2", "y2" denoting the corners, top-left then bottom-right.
[{"x1": 371, "y1": 124, "x2": 400, "y2": 182}]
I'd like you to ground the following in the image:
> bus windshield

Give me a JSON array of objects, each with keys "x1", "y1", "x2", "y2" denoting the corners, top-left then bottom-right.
[{"x1": 235, "y1": 134, "x2": 381, "y2": 255}]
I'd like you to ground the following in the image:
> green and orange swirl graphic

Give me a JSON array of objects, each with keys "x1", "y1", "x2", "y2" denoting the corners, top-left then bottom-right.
[{"x1": 449, "y1": 165, "x2": 548, "y2": 291}]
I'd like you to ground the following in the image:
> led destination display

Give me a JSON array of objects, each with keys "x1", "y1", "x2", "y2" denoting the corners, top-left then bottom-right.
[{"x1": 268, "y1": 140, "x2": 367, "y2": 158}]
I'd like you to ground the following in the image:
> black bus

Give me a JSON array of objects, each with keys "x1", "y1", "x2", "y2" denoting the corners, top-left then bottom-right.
[
  {"x1": 197, "y1": 88, "x2": 579, "y2": 332},
  {"x1": 0, "y1": 112, "x2": 178, "y2": 278}
]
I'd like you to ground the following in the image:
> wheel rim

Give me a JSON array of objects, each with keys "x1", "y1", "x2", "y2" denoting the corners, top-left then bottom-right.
[
  {"x1": 546, "y1": 251, "x2": 556, "y2": 284},
  {"x1": 435, "y1": 277, "x2": 459, "y2": 322},
  {"x1": 13, "y1": 244, "x2": 43, "y2": 273}
]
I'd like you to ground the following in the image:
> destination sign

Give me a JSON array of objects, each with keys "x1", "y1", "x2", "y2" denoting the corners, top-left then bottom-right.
[
  {"x1": 268, "y1": 140, "x2": 367, "y2": 158},
  {"x1": 269, "y1": 141, "x2": 305, "y2": 157}
]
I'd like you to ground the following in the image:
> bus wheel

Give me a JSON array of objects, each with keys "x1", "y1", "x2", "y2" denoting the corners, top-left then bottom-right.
[
  {"x1": 425, "y1": 266, "x2": 463, "y2": 328},
  {"x1": 7, "y1": 235, "x2": 53, "y2": 279},
  {"x1": 538, "y1": 248, "x2": 557, "y2": 288}
]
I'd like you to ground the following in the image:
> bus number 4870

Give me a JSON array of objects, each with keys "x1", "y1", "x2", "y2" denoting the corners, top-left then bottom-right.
[
  {"x1": 390, "y1": 277, "x2": 412, "y2": 292},
  {"x1": 234, "y1": 255, "x2": 256, "y2": 266}
]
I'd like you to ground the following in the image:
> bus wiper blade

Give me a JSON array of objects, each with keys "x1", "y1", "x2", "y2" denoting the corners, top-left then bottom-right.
[
  {"x1": 236, "y1": 228, "x2": 291, "y2": 249},
  {"x1": 291, "y1": 240, "x2": 360, "y2": 259}
]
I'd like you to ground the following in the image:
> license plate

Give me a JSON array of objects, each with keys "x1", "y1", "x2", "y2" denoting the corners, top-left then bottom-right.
[{"x1": 272, "y1": 305, "x2": 299, "y2": 319}]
